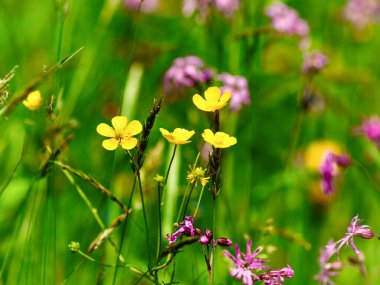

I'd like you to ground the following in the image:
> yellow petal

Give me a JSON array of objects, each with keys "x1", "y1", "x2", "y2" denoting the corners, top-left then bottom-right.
[
  {"x1": 192, "y1": 94, "x2": 211, "y2": 112},
  {"x1": 160, "y1": 128, "x2": 170, "y2": 136},
  {"x1": 172, "y1": 128, "x2": 195, "y2": 141},
  {"x1": 162, "y1": 133, "x2": 176, "y2": 143},
  {"x1": 96, "y1": 123, "x2": 115, "y2": 137},
  {"x1": 23, "y1": 90, "x2": 42, "y2": 111},
  {"x1": 219, "y1": 91, "x2": 231, "y2": 104},
  {"x1": 204, "y1": 87, "x2": 221, "y2": 102},
  {"x1": 124, "y1": 120, "x2": 143, "y2": 136},
  {"x1": 121, "y1": 137, "x2": 138, "y2": 150},
  {"x1": 102, "y1": 138, "x2": 119, "y2": 150},
  {"x1": 202, "y1": 129, "x2": 214, "y2": 141},
  {"x1": 227, "y1": 136, "x2": 237, "y2": 146},
  {"x1": 112, "y1": 116, "x2": 128, "y2": 133}
]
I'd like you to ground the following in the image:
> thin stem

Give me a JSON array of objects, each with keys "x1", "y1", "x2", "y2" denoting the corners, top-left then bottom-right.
[
  {"x1": 210, "y1": 198, "x2": 216, "y2": 283},
  {"x1": 193, "y1": 185, "x2": 206, "y2": 218},
  {"x1": 183, "y1": 183, "x2": 196, "y2": 219},
  {"x1": 156, "y1": 182, "x2": 162, "y2": 262},
  {"x1": 164, "y1": 144, "x2": 178, "y2": 185},
  {"x1": 112, "y1": 177, "x2": 137, "y2": 285},
  {"x1": 53, "y1": 2, "x2": 65, "y2": 112},
  {"x1": 175, "y1": 182, "x2": 192, "y2": 225}
]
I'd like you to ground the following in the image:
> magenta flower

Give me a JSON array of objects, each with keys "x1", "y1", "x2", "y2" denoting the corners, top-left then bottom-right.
[
  {"x1": 335, "y1": 215, "x2": 375, "y2": 256},
  {"x1": 343, "y1": 0, "x2": 380, "y2": 30},
  {"x1": 319, "y1": 151, "x2": 350, "y2": 195},
  {"x1": 265, "y1": 1, "x2": 309, "y2": 37},
  {"x1": 223, "y1": 240, "x2": 269, "y2": 285},
  {"x1": 259, "y1": 265, "x2": 294, "y2": 285},
  {"x1": 302, "y1": 51, "x2": 328, "y2": 74},
  {"x1": 163, "y1": 56, "x2": 213, "y2": 94},
  {"x1": 315, "y1": 240, "x2": 344, "y2": 285},
  {"x1": 356, "y1": 116, "x2": 380, "y2": 148},
  {"x1": 169, "y1": 216, "x2": 195, "y2": 244},
  {"x1": 214, "y1": 0, "x2": 240, "y2": 17},
  {"x1": 124, "y1": 0, "x2": 159, "y2": 13},
  {"x1": 217, "y1": 73, "x2": 250, "y2": 111}
]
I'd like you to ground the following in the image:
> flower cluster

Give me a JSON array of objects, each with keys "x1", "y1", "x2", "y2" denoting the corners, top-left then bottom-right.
[
  {"x1": 318, "y1": 150, "x2": 351, "y2": 195},
  {"x1": 182, "y1": 0, "x2": 240, "y2": 18},
  {"x1": 316, "y1": 215, "x2": 378, "y2": 285},
  {"x1": 343, "y1": 0, "x2": 380, "y2": 30},
  {"x1": 23, "y1": 90, "x2": 42, "y2": 111},
  {"x1": 186, "y1": 166, "x2": 209, "y2": 186},
  {"x1": 217, "y1": 73, "x2": 250, "y2": 111},
  {"x1": 302, "y1": 51, "x2": 329, "y2": 75},
  {"x1": 265, "y1": 1, "x2": 309, "y2": 38},
  {"x1": 163, "y1": 56, "x2": 213, "y2": 94},
  {"x1": 224, "y1": 240, "x2": 294, "y2": 285},
  {"x1": 355, "y1": 116, "x2": 380, "y2": 148}
]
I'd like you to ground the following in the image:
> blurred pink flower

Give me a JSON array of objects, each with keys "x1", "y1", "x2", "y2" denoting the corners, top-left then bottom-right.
[
  {"x1": 124, "y1": 0, "x2": 159, "y2": 13},
  {"x1": 163, "y1": 56, "x2": 213, "y2": 94},
  {"x1": 356, "y1": 116, "x2": 380, "y2": 147},
  {"x1": 315, "y1": 240, "x2": 343, "y2": 285},
  {"x1": 217, "y1": 73, "x2": 250, "y2": 111},
  {"x1": 343, "y1": 0, "x2": 380, "y2": 29},
  {"x1": 183, "y1": 0, "x2": 239, "y2": 18},
  {"x1": 302, "y1": 51, "x2": 328, "y2": 74},
  {"x1": 265, "y1": 1, "x2": 309, "y2": 37}
]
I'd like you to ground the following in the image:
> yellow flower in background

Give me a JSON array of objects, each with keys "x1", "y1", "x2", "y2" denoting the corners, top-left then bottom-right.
[
  {"x1": 192, "y1": 86, "x2": 231, "y2": 112},
  {"x1": 23, "y1": 90, "x2": 42, "y2": 111},
  {"x1": 202, "y1": 129, "x2": 237, "y2": 148},
  {"x1": 304, "y1": 140, "x2": 342, "y2": 171},
  {"x1": 96, "y1": 116, "x2": 142, "y2": 151},
  {"x1": 160, "y1": 128, "x2": 195, "y2": 144}
]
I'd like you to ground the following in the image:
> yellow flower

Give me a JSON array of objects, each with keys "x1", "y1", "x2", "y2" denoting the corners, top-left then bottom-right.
[
  {"x1": 96, "y1": 116, "x2": 142, "y2": 151},
  {"x1": 192, "y1": 86, "x2": 231, "y2": 112},
  {"x1": 304, "y1": 140, "x2": 342, "y2": 171},
  {"x1": 187, "y1": 167, "x2": 209, "y2": 187},
  {"x1": 159, "y1": 128, "x2": 195, "y2": 144},
  {"x1": 202, "y1": 129, "x2": 237, "y2": 148},
  {"x1": 23, "y1": 90, "x2": 42, "y2": 111}
]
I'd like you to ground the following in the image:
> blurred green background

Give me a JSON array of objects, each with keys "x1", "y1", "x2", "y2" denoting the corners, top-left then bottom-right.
[{"x1": 1, "y1": 0, "x2": 379, "y2": 284}]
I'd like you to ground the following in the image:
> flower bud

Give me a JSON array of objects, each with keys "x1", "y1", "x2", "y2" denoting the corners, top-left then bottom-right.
[{"x1": 216, "y1": 237, "x2": 233, "y2": 247}]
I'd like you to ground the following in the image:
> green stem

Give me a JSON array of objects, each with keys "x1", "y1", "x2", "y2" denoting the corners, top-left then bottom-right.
[
  {"x1": 193, "y1": 185, "x2": 206, "y2": 218},
  {"x1": 175, "y1": 182, "x2": 192, "y2": 224},
  {"x1": 156, "y1": 182, "x2": 162, "y2": 262},
  {"x1": 53, "y1": 3, "x2": 65, "y2": 112},
  {"x1": 164, "y1": 144, "x2": 177, "y2": 185},
  {"x1": 183, "y1": 183, "x2": 196, "y2": 219},
  {"x1": 112, "y1": 177, "x2": 137, "y2": 285},
  {"x1": 210, "y1": 198, "x2": 216, "y2": 283}
]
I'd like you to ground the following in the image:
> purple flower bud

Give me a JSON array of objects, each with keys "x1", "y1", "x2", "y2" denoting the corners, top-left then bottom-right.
[
  {"x1": 355, "y1": 116, "x2": 380, "y2": 148},
  {"x1": 169, "y1": 216, "x2": 195, "y2": 244},
  {"x1": 216, "y1": 237, "x2": 233, "y2": 247},
  {"x1": 199, "y1": 235, "x2": 210, "y2": 245}
]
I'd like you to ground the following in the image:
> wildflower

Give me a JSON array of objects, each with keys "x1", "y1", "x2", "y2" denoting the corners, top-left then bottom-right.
[
  {"x1": 315, "y1": 240, "x2": 344, "y2": 285},
  {"x1": 216, "y1": 237, "x2": 233, "y2": 247},
  {"x1": 302, "y1": 51, "x2": 329, "y2": 74},
  {"x1": 224, "y1": 240, "x2": 269, "y2": 285},
  {"x1": 202, "y1": 129, "x2": 237, "y2": 148},
  {"x1": 343, "y1": 0, "x2": 380, "y2": 30},
  {"x1": 163, "y1": 56, "x2": 212, "y2": 94},
  {"x1": 154, "y1": 174, "x2": 164, "y2": 185},
  {"x1": 23, "y1": 90, "x2": 42, "y2": 111},
  {"x1": 96, "y1": 116, "x2": 142, "y2": 151},
  {"x1": 217, "y1": 73, "x2": 250, "y2": 111},
  {"x1": 198, "y1": 228, "x2": 233, "y2": 247},
  {"x1": 124, "y1": 0, "x2": 159, "y2": 12},
  {"x1": 265, "y1": 1, "x2": 309, "y2": 37},
  {"x1": 335, "y1": 215, "x2": 375, "y2": 256},
  {"x1": 192, "y1": 86, "x2": 231, "y2": 112},
  {"x1": 159, "y1": 128, "x2": 195, "y2": 144},
  {"x1": 304, "y1": 140, "x2": 342, "y2": 171},
  {"x1": 319, "y1": 150, "x2": 350, "y2": 195},
  {"x1": 169, "y1": 216, "x2": 195, "y2": 244},
  {"x1": 186, "y1": 166, "x2": 209, "y2": 186},
  {"x1": 182, "y1": 0, "x2": 239, "y2": 18},
  {"x1": 259, "y1": 265, "x2": 294, "y2": 284},
  {"x1": 355, "y1": 116, "x2": 380, "y2": 148}
]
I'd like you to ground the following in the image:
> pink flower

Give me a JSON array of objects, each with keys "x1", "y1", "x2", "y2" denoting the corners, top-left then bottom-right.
[
  {"x1": 356, "y1": 116, "x2": 380, "y2": 148},
  {"x1": 124, "y1": 0, "x2": 159, "y2": 13},
  {"x1": 217, "y1": 73, "x2": 250, "y2": 111},
  {"x1": 223, "y1": 240, "x2": 269, "y2": 285},
  {"x1": 302, "y1": 51, "x2": 328, "y2": 74},
  {"x1": 169, "y1": 216, "x2": 195, "y2": 244},
  {"x1": 315, "y1": 240, "x2": 344, "y2": 285}
]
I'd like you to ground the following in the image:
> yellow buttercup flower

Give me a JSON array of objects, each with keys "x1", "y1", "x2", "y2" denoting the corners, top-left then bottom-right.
[
  {"x1": 202, "y1": 129, "x2": 237, "y2": 148},
  {"x1": 96, "y1": 116, "x2": 142, "y2": 151},
  {"x1": 192, "y1": 86, "x2": 231, "y2": 112},
  {"x1": 23, "y1": 90, "x2": 42, "y2": 111},
  {"x1": 160, "y1": 128, "x2": 195, "y2": 144}
]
